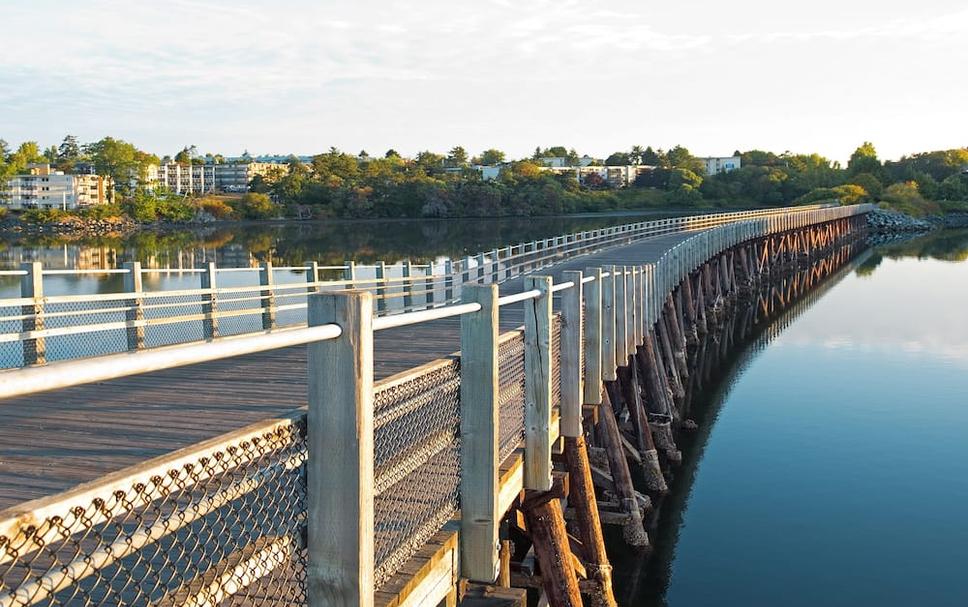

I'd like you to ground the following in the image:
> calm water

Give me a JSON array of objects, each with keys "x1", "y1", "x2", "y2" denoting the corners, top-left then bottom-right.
[
  {"x1": 623, "y1": 230, "x2": 968, "y2": 606},
  {"x1": 0, "y1": 212, "x2": 682, "y2": 298}
]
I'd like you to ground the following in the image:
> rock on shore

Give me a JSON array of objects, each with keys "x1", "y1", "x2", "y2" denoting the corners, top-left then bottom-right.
[{"x1": 866, "y1": 209, "x2": 934, "y2": 234}]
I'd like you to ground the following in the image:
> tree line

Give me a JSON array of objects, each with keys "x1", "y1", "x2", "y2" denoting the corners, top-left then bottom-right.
[{"x1": 2, "y1": 135, "x2": 967, "y2": 224}]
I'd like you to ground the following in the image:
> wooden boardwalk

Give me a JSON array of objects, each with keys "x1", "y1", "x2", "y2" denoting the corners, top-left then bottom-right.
[{"x1": 0, "y1": 232, "x2": 692, "y2": 510}]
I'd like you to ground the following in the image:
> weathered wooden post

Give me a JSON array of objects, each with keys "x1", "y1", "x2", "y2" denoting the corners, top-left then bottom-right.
[
  {"x1": 462, "y1": 256, "x2": 472, "y2": 286},
  {"x1": 20, "y1": 262, "x2": 45, "y2": 365},
  {"x1": 375, "y1": 261, "x2": 387, "y2": 314},
  {"x1": 260, "y1": 261, "x2": 276, "y2": 330},
  {"x1": 403, "y1": 260, "x2": 414, "y2": 311},
  {"x1": 199, "y1": 261, "x2": 218, "y2": 339},
  {"x1": 307, "y1": 290, "x2": 375, "y2": 607},
  {"x1": 602, "y1": 267, "x2": 617, "y2": 381},
  {"x1": 122, "y1": 261, "x2": 145, "y2": 351},
  {"x1": 444, "y1": 259, "x2": 454, "y2": 302},
  {"x1": 583, "y1": 267, "x2": 603, "y2": 406},
  {"x1": 459, "y1": 283, "x2": 500, "y2": 582},
  {"x1": 343, "y1": 260, "x2": 357, "y2": 290},
  {"x1": 614, "y1": 266, "x2": 628, "y2": 366},
  {"x1": 491, "y1": 249, "x2": 499, "y2": 283},
  {"x1": 524, "y1": 275, "x2": 553, "y2": 491},
  {"x1": 477, "y1": 252, "x2": 486, "y2": 283},
  {"x1": 560, "y1": 271, "x2": 583, "y2": 437},
  {"x1": 425, "y1": 264, "x2": 434, "y2": 307},
  {"x1": 504, "y1": 247, "x2": 513, "y2": 280},
  {"x1": 305, "y1": 261, "x2": 320, "y2": 294}
]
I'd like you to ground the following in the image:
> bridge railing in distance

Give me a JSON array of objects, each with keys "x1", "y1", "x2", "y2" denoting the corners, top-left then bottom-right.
[
  {"x1": 0, "y1": 204, "x2": 872, "y2": 607},
  {"x1": 0, "y1": 205, "x2": 833, "y2": 369}
]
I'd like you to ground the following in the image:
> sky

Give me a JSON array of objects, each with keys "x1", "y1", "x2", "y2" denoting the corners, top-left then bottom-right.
[{"x1": 1, "y1": 0, "x2": 966, "y2": 163}]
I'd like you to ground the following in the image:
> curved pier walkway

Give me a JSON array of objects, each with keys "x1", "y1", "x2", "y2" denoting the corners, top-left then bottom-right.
[{"x1": 0, "y1": 231, "x2": 692, "y2": 510}]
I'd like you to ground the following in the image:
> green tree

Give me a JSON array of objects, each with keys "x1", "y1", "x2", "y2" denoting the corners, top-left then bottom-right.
[
  {"x1": 447, "y1": 146, "x2": 468, "y2": 167},
  {"x1": 666, "y1": 145, "x2": 705, "y2": 174},
  {"x1": 641, "y1": 146, "x2": 662, "y2": 166},
  {"x1": 385, "y1": 149, "x2": 400, "y2": 158},
  {"x1": 57, "y1": 135, "x2": 83, "y2": 167},
  {"x1": 85, "y1": 137, "x2": 159, "y2": 198},
  {"x1": 847, "y1": 172, "x2": 883, "y2": 198},
  {"x1": 479, "y1": 149, "x2": 506, "y2": 165},
  {"x1": 43, "y1": 146, "x2": 58, "y2": 164},
  {"x1": 605, "y1": 152, "x2": 631, "y2": 166},
  {"x1": 629, "y1": 145, "x2": 645, "y2": 165},
  {"x1": 847, "y1": 142, "x2": 881, "y2": 177},
  {"x1": 234, "y1": 193, "x2": 277, "y2": 219}
]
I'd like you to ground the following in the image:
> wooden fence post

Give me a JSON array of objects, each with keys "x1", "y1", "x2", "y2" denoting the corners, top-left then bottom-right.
[
  {"x1": 122, "y1": 261, "x2": 145, "y2": 351},
  {"x1": 583, "y1": 267, "x2": 603, "y2": 406},
  {"x1": 614, "y1": 266, "x2": 628, "y2": 366},
  {"x1": 20, "y1": 262, "x2": 45, "y2": 365},
  {"x1": 491, "y1": 249, "x2": 499, "y2": 283},
  {"x1": 561, "y1": 271, "x2": 583, "y2": 437},
  {"x1": 602, "y1": 266, "x2": 617, "y2": 382},
  {"x1": 199, "y1": 262, "x2": 218, "y2": 339},
  {"x1": 305, "y1": 261, "x2": 320, "y2": 294},
  {"x1": 425, "y1": 264, "x2": 435, "y2": 307},
  {"x1": 460, "y1": 283, "x2": 500, "y2": 582},
  {"x1": 462, "y1": 256, "x2": 472, "y2": 286},
  {"x1": 477, "y1": 253, "x2": 486, "y2": 283},
  {"x1": 344, "y1": 260, "x2": 357, "y2": 290},
  {"x1": 524, "y1": 275, "x2": 553, "y2": 491},
  {"x1": 504, "y1": 247, "x2": 513, "y2": 280},
  {"x1": 307, "y1": 290, "x2": 375, "y2": 607},
  {"x1": 260, "y1": 261, "x2": 276, "y2": 330},
  {"x1": 444, "y1": 259, "x2": 454, "y2": 302},
  {"x1": 403, "y1": 260, "x2": 414, "y2": 311},
  {"x1": 376, "y1": 261, "x2": 387, "y2": 314}
]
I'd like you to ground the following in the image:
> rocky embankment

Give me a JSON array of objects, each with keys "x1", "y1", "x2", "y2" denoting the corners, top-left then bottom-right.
[
  {"x1": 0, "y1": 216, "x2": 137, "y2": 237},
  {"x1": 866, "y1": 209, "x2": 934, "y2": 234}
]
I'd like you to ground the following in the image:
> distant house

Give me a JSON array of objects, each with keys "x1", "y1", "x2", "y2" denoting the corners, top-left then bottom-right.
[
  {"x1": 0, "y1": 164, "x2": 112, "y2": 210},
  {"x1": 476, "y1": 166, "x2": 503, "y2": 181},
  {"x1": 699, "y1": 156, "x2": 742, "y2": 176}
]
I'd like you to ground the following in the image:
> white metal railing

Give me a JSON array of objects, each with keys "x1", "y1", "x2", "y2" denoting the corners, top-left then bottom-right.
[
  {"x1": 0, "y1": 205, "x2": 835, "y2": 368},
  {"x1": 0, "y1": 203, "x2": 871, "y2": 607}
]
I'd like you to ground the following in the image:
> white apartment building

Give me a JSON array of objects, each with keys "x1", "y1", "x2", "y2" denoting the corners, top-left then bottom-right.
[
  {"x1": 215, "y1": 162, "x2": 287, "y2": 192},
  {"x1": 539, "y1": 165, "x2": 654, "y2": 188},
  {"x1": 154, "y1": 163, "x2": 217, "y2": 195},
  {"x1": 0, "y1": 164, "x2": 112, "y2": 210},
  {"x1": 700, "y1": 156, "x2": 742, "y2": 176}
]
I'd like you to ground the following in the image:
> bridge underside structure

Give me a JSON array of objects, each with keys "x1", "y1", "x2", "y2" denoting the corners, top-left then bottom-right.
[{"x1": 0, "y1": 207, "x2": 870, "y2": 607}]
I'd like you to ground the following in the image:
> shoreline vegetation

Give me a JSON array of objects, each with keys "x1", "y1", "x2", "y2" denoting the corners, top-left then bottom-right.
[{"x1": 2, "y1": 138, "x2": 967, "y2": 235}]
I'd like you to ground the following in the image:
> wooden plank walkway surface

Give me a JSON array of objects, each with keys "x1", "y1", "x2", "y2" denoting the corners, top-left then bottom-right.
[{"x1": 0, "y1": 232, "x2": 692, "y2": 510}]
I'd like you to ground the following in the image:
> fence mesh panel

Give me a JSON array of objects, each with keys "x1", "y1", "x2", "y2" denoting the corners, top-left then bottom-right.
[
  {"x1": 372, "y1": 359, "x2": 461, "y2": 589},
  {"x1": 42, "y1": 299, "x2": 128, "y2": 362},
  {"x1": 552, "y1": 314, "x2": 562, "y2": 408},
  {"x1": 0, "y1": 418, "x2": 307, "y2": 607},
  {"x1": 498, "y1": 331, "x2": 526, "y2": 464},
  {"x1": 142, "y1": 293, "x2": 206, "y2": 348}
]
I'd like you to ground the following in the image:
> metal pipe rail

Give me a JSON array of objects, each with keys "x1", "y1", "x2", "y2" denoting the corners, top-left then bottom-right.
[
  {"x1": 0, "y1": 205, "x2": 833, "y2": 369},
  {"x1": 0, "y1": 204, "x2": 871, "y2": 607}
]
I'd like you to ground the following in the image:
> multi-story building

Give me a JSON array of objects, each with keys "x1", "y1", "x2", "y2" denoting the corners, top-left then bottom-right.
[
  {"x1": 539, "y1": 165, "x2": 655, "y2": 188},
  {"x1": 0, "y1": 164, "x2": 112, "y2": 210},
  {"x1": 154, "y1": 163, "x2": 217, "y2": 195},
  {"x1": 700, "y1": 156, "x2": 742, "y2": 176},
  {"x1": 215, "y1": 162, "x2": 288, "y2": 192},
  {"x1": 145, "y1": 162, "x2": 288, "y2": 194}
]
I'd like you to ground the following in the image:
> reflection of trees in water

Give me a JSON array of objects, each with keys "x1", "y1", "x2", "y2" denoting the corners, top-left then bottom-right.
[
  {"x1": 876, "y1": 229, "x2": 968, "y2": 263},
  {"x1": 0, "y1": 213, "x2": 675, "y2": 268},
  {"x1": 857, "y1": 230, "x2": 968, "y2": 278}
]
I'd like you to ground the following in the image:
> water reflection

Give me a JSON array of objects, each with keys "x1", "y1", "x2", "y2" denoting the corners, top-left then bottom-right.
[
  {"x1": 0, "y1": 212, "x2": 683, "y2": 271},
  {"x1": 627, "y1": 230, "x2": 968, "y2": 607}
]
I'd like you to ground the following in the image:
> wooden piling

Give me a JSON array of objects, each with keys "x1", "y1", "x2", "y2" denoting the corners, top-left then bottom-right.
[
  {"x1": 563, "y1": 435, "x2": 618, "y2": 607},
  {"x1": 599, "y1": 385, "x2": 649, "y2": 548}
]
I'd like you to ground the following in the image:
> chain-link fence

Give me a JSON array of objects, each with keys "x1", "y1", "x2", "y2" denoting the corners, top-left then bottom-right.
[
  {"x1": 372, "y1": 358, "x2": 462, "y2": 588},
  {"x1": 498, "y1": 331, "x2": 527, "y2": 464},
  {"x1": 0, "y1": 417, "x2": 307, "y2": 607}
]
